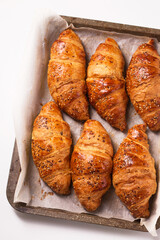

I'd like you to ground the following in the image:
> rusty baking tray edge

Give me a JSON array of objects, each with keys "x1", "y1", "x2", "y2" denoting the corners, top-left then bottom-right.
[
  {"x1": 6, "y1": 15, "x2": 160, "y2": 232},
  {"x1": 62, "y1": 15, "x2": 160, "y2": 41}
]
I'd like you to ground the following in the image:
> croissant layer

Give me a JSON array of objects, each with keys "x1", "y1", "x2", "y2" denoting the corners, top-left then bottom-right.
[
  {"x1": 31, "y1": 101, "x2": 72, "y2": 195},
  {"x1": 126, "y1": 39, "x2": 160, "y2": 131},
  {"x1": 113, "y1": 124, "x2": 157, "y2": 218},
  {"x1": 71, "y1": 120, "x2": 113, "y2": 211},
  {"x1": 48, "y1": 29, "x2": 89, "y2": 121},
  {"x1": 86, "y1": 38, "x2": 128, "y2": 131}
]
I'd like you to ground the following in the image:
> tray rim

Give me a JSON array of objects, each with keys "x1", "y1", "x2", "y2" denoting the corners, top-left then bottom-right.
[
  {"x1": 6, "y1": 15, "x2": 160, "y2": 232},
  {"x1": 62, "y1": 15, "x2": 160, "y2": 40}
]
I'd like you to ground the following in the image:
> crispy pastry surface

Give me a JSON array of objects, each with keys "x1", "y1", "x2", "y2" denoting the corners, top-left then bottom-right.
[
  {"x1": 48, "y1": 29, "x2": 89, "y2": 121},
  {"x1": 126, "y1": 39, "x2": 160, "y2": 131},
  {"x1": 32, "y1": 101, "x2": 72, "y2": 195},
  {"x1": 113, "y1": 124, "x2": 157, "y2": 218},
  {"x1": 71, "y1": 120, "x2": 113, "y2": 211},
  {"x1": 86, "y1": 38, "x2": 128, "y2": 131}
]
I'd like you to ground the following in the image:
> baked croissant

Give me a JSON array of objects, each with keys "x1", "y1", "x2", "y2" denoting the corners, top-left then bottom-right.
[
  {"x1": 113, "y1": 124, "x2": 157, "y2": 218},
  {"x1": 86, "y1": 38, "x2": 128, "y2": 131},
  {"x1": 31, "y1": 101, "x2": 72, "y2": 195},
  {"x1": 71, "y1": 120, "x2": 113, "y2": 211},
  {"x1": 47, "y1": 28, "x2": 89, "y2": 121},
  {"x1": 126, "y1": 39, "x2": 160, "y2": 131}
]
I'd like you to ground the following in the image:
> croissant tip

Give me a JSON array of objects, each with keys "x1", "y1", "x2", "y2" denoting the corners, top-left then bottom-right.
[
  {"x1": 148, "y1": 39, "x2": 154, "y2": 46},
  {"x1": 84, "y1": 119, "x2": 100, "y2": 128},
  {"x1": 140, "y1": 123, "x2": 147, "y2": 132},
  {"x1": 61, "y1": 28, "x2": 74, "y2": 34},
  {"x1": 130, "y1": 124, "x2": 147, "y2": 133},
  {"x1": 105, "y1": 38, "x2": 118, "y2": 46},
  {"x1": 74, "y1": 115, "x2": 90, "y2": 122},
  {"x1": 110, "y1": 121, "x2": 127, "y2": 132},
  {"x1": 131, "y1": 209, "x2": 150, "y2": 219},
  {"x1": 119, "y1": 124, "x2": 127, "y2": 132},
  {"x1": 58, "y1": 28, "x2": 79, "y2": 41},
  {"x1": 105, "y1": 37, "x2": 114, "y2": 42},
  {"x1": 81, "y1": 199, "x2": 101, "y2": 212},
  {"x1": 41, "y1": 101, "x2": 61, "y2": 113}
]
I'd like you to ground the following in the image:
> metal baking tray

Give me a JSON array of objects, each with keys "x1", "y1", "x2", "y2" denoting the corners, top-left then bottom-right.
[{"x1": 6, "y1": 16, "x2": 160, "y2": 232}]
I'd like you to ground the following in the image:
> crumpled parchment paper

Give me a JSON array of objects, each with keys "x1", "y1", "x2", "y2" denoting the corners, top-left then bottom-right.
[{"x1": 13, "y1": 10, "x2": 160, "y2": 236}]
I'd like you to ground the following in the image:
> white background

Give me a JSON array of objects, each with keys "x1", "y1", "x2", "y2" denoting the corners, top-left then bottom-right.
[{"x1": 1, "y1": 0, "x2": 160, "y2": 239}]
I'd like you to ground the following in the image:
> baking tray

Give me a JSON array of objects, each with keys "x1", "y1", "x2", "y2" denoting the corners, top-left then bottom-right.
[{"x1": 6, "y1": 16, "x2": 160, "y2": 232}]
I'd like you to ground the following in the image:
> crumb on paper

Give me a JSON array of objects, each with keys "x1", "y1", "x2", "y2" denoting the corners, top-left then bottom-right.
[
  {"x1": 40, "y1": 191, "x2": 54, "y2": 200},
  {"x1": 31, "y1": 195, "x2": 35, "y2": 200},
  {"x1": 38, "y1": 178, "x2": 41, "y2": 185},
  {"x1": 48, "y1": 192, "x2": 54, "y2": 196}
]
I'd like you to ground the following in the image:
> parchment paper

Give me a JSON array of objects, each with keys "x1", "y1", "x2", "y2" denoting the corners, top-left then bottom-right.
[{"x1": 13, "y1": 11, "x2": 160, "y2": 236}]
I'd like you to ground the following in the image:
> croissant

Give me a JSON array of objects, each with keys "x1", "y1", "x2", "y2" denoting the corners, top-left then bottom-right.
[
  {"x1": 86, "y1": 38, "x2": 128, "y2": 131},
  {"x1": 31, "y1": 101, "x2": 72, "y2": 195},
  {"x1": 113, "y1": 124, "x2": 157, "y2": 218},
  {"x1": 126, "y1": 39, "x2": 160, "y2": 131},
  {"x1": 47, "y1": 28, "x2": 89, "y2": 121},
  {"x1": 71, "y1": 119, "x2": 113, "y2": 211}
]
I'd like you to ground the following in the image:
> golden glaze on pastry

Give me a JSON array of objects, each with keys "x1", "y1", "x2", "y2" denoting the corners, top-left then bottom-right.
[
  {"x1": 32, "y1": 101, "x2": 72, "y2": 195},
  {"x1": 86, "y1": 38, "x2": 128, "y2": 131},
  {"x1": 113, "y1": 124, "x2": 157, "y2": 218},
  {"x1": 126, "y1": 39, "x2": 160, "y2": 131},
  {"x1": 71, "y1": 120, "x2": 113, "y2": 211},
  {"x1": 48, "y1": 29, "x2": 89, "y2": 121}
]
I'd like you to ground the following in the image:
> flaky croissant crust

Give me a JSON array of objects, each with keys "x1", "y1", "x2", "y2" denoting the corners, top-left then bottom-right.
[
  {"x1": 32, "y1": 101, "x2": 72, "y2": 195},
  {"x1": 48, "y1": 29, "x2": 89, "y2": 121},
  {"x1": 86, "y1": 38, "x2": 128, "y2": 131},
  {"x1": 126, "y1": 39, "x2": 160, "y2": 131},
  {"x1": 71, "y1": 120, "x2": 113, "y2": 211},
  {"x1": 113, "y1": 124, "x2": 157, "y2": 218}
]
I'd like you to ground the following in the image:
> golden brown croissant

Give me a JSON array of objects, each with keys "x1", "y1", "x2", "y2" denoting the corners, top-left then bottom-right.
[
  {"x1": 126, "y1": 39, "x2": 160, "y2": 131},
  {"x1": 47, "y1": 28, "x2": 89, "y2": 121},
  {"x1": 71, "y1": 120, "x2": 113, "y2": 211},
  {"x1": 31, "y1": 101, "x2": 72, "y2": 195},
  {"x1": 113, "y1": 124, "x2": 157, "y2": 218},
  {"x1": 86, "y1": 38, "x2": 128, "y2": 131}
]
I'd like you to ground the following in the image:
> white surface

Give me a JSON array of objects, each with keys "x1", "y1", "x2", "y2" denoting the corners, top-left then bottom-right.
[{"x1": 1, "y1": 0, "x2": 160, "y2": 239}]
